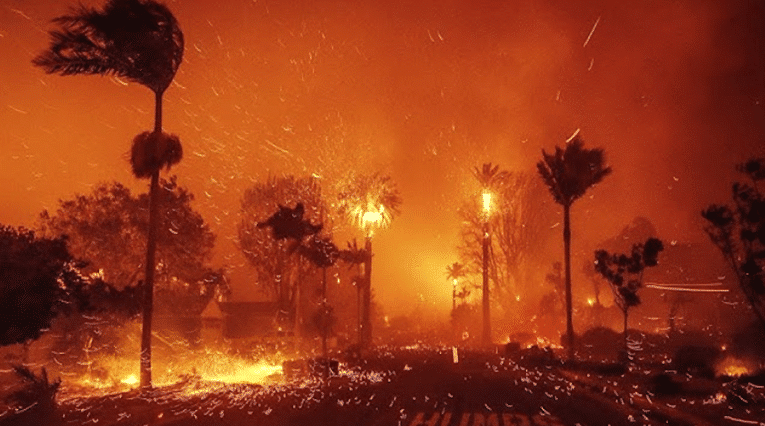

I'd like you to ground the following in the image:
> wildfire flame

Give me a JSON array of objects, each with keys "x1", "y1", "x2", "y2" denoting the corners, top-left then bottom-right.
[
  {"x1": 120, "y1": 374, "x2": 138, "y2": 386},
  {"x1": 63, "y1": 349, "x2": 284, "y2": 397},
  {"x1": 715, "y1": 356, "x2": 756, "y2": 378}
]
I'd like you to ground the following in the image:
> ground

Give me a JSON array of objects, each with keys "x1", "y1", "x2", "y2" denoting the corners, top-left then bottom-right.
[{"x1": 2, "y1": 345, "x2": 764, "y2": 426}]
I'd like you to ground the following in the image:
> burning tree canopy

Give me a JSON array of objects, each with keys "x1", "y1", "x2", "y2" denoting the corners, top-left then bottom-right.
[
  {"x1": 457, "y1": 168, "x2": 554, "y2": 317},
  {"x1": 336, "y1": 172, "x2": 402, "y2": 237}
]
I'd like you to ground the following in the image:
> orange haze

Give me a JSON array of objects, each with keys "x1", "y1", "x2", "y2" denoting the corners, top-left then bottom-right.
[{"x1": 1, "y1": 0, "x2": 763, "y2": 317}]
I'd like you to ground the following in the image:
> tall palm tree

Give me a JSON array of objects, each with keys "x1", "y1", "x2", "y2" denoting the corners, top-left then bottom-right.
[
  {"x1": 336, "y1": 172, "x2": 402, "y2": 347},
  {"x1": 537, "y1": 135, "x2": 611, "y2": 356},
  {"x1": 473, "y1": 163, "x2": 507, "y2": 346},
  {"x1": 34, "y1": 0, "x2": 184, "y2": 390}
]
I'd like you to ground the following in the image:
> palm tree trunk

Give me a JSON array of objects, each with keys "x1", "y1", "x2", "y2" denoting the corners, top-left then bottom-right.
[
  {"x1": 140, "y1": 90, "x2": 163, "y2": 390},
  {"x1": 357, "y1": 268, "x2": 362, "y2": 346},
  {"x1": 321, "y1": 267, "x2": 328, "y2": 359},
  {"x1": 563, "y1": 203, "x2": 574, "y2": 357},
  {"x1": 362, "y1": 237, "x2": 373, "y2": 348},
  {"x1": 623, "y1": 309, "x2": 629, "y2": 350},
  {"x1": 482, "y1": 221, "x2": 491, "y2": 346}
]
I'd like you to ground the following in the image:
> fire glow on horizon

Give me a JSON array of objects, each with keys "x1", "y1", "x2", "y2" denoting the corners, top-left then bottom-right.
[{"x1": 0, "y1": 0, "x2": 763, "y2": 318}]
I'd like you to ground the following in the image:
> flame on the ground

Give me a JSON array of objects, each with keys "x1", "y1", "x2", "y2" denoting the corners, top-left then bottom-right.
[
  {"x1": 715, "y1": 355, "x2": 756, "y2": 378},
  {"x1": 195, "y1": 355, "x2": 283, "y2": 384},
  {"x1": 120, "y1": 374, "x2": 138, "y2": 385},
  {"x1": 526, "y1": 336, "x2": 563, "y2": 349},
  {"x1": 64, "y1": 350, "x2": 283, "y2": 396}
]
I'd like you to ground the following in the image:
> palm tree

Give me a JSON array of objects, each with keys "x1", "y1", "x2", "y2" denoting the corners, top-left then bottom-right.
[
  {"x1": 473, "y1": 163, "x2": 507, "y2": 346},
  {"x1": 336, "y1": 172, "x2": 402, "y2": 347},
  {"x1": 537, "y1": 135, "x2": 611, "y2": 356},
  {"x1": 34, "y1": 0, "x2": 184, "y2": 390},
  {"x1": 473, "y1": 163, "x2": 509, "y2": 190},
  {"x1": 339, "y1": 239, "x2": 370, "y2": 345},
  {"x1": 445, "y1": 262, "x2": 466, "y2": 311}
]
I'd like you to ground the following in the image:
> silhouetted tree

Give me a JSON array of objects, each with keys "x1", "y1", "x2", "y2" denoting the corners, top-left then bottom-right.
[
  {"x1": 458, "y1": 169, "x2": 553, "y2": 317},
  {"x1": 258, "y1": 203, "x2": 323, "y2": 243},
  {"x1": 445, "y1": 262, "x2": 467, "y2": 311},
  {"x1": 301, "y1": 234, "x2": 339, "y2": 357},
  {"x1": 338, "y1": 239, "x2": 370, "y2": 345},
  {"x1": 702, "y1": 158, "x2": 765, "y2": 330},
  {"x1": 472, "y1": 163, "x2": 506, "y2": 345},
  {"x1": 587, "y1": 217, "x2": 659, "y2": 327},
  {"x1": 445, "y1": 262, "x2": 467, "y2": 283},
  {"x1": 336, "y1": 172, "x2": 402, "y2": 347},
  {"x1": 239, "y1": 176, "x2": 325, "y2": 335},
  {"x1": 0, "y1": 225, "x2": 85, "y2": 346},
  {"x1": 537, "y1": 135, "x2": 612, "y2": 355},
  {"x1": 473, "y1": 163, "x2": 509, "y2": 192},
  {"x1": 37, "y1": 178, "x2": 226, "y2": 319},
  {"x1": 594, "y1": 238, "x2": 664, "y2": 350},
  {"x1": 34, "y1": 0, "x2": 185, "y2": 390}
]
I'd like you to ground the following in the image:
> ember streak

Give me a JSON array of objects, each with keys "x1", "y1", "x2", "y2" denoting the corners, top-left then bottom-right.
[{"x1": 0, "y1": 0, "x2": 764, "y2": 425}]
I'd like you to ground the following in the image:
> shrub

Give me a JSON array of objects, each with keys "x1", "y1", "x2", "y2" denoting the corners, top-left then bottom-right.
[
  {"x1": 5, "y1": 366, "x2": 61, "y2": 425},
  {"x1": 673, "y1": 345, "x2": 721, "y2": 379}
]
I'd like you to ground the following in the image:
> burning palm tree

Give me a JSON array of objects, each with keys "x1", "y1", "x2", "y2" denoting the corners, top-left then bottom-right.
[{"x1": 336, "y1": 172, "x2": 402, "y2": 347}]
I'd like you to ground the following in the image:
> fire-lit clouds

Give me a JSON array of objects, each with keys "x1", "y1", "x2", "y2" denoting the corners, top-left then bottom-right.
[{"x1": 0, "y1": 0, "x2": 763, "y2": 315}]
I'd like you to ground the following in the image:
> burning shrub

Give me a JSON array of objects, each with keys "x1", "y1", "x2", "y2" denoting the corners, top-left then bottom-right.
[{"x1": 715, "y1": 355, "x2": 760, "y2": 379}]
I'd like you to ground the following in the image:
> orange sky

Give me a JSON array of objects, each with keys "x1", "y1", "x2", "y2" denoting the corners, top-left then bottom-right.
[{"x1": 1, "y1": 0, "x2": 763, "y2": 316}]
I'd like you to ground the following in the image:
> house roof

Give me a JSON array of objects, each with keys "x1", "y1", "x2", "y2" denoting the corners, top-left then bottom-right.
[{"x1": 201, "y1": 299, "x2": 224, "y2": 319}]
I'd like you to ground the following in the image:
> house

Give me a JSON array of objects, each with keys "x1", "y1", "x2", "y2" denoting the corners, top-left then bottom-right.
[{"x1": 211, "y1": 301, "x2": 280, "y2": 339}]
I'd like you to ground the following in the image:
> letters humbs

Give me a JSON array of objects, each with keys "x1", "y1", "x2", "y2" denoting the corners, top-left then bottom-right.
[{"x1": 408, "y1": 411, "x2": 564, "y2": 426}]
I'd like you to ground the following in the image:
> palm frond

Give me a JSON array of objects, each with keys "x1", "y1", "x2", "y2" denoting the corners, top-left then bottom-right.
[
  {"x1": 537, "y1": 135, "x2": 612, "y2": 206},
  {"x1": 34, "y1": 0, "x2": 184, "y2": 94},
  {"x1": 336, "y1": 172, "x2": 402, "y2": 231}
]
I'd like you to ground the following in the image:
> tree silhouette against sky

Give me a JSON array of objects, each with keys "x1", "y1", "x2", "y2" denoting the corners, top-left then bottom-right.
[
  {"x1": 34, "y1": 0, "x2": 185, "y2": 390},
  {"x1": 702, "y1": 158, "x2": 765, "y2": 331},
  {"x1": 594, "y1": 237, "x2": 664, "y2": 352},
  {"x1": 537, "y1": 135, "x2": 612, "y2": 356}
]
